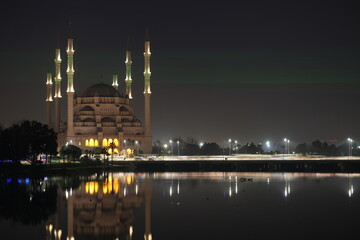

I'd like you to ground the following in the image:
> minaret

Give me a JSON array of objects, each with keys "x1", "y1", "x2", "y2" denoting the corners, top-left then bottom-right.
[
  {"x1": 46, "y1": 73, "x2": 53, "y2": 128},
  {"x1": 112, "y1": 73, "x2": 119, "y2": 90},
  {"x1": 143, "y1": 30, "x2": 152, "y2": 153},
  {"x1": 54, "y1": 38, "x2": 62, "y2": 133},
  {"x1": 125, "y1": 36, "x2": 133, "y2": 99},
  {"x1": 66, "y1": 22, "x2": 75, "y2": 142}
]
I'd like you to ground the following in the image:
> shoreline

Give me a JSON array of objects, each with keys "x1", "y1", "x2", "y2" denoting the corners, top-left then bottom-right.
[{"x1": 1, "y1": 159, "x2": 360, "y2": 177}]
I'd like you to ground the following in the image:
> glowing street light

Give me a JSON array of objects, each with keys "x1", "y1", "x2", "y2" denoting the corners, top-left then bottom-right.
[
  {"x1": 164, "y1": 144, "x2": 168, "y2": 155},
  {"x1": 135, "y1": 141, "x2": 139, "y2": 155},
  {"x1": 169, "y1": 140, "x2": 173, "y2": 156},
  {"x1": 228, "y1": 139, "x2": 232, "y2": 155},
  {"x1": 177, "y1": 140, "x2": 180, "y2": 156},
  {"x1": 283, "y1": 138, "x2": 290, "y2": 154},
  {"x1": 234, "y1": 140, "x2": 238, "y2": 154},
  {"x1": 348, "y1": 138, "x2": 353, "y2": 158},
  {"x1": 199, "y1": 142, "x2": 204, "y2": 148}
]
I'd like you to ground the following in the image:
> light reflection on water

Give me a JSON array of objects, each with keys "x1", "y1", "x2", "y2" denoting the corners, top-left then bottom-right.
[{"x1": 0, "y1": 172, "x2": 359, "y2": 240}]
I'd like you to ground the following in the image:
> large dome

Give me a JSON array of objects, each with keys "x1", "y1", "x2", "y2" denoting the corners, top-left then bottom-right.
[{"x1": 82, "y1": 83, "x2": 121, "y2": 97}]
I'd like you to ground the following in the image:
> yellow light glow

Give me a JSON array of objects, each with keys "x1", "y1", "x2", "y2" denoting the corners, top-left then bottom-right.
[
  {"x1": 108, "y1": 138, "x2": 113, "y2": 145},
  {"x1": 114, "y1": 148, "x2": 119, "y2": 154},
  {"x1": 89, "y1": 138, "x2": 95, "y2": 147},
  {"x1": 95, "y1": 140, "x2": 99, "y2": 147},
  {"x1": 85, "y1": 140, "x2": 89, "y2": 146},
  {"x1": 85, "y1": 182, "x2": 99, "y2": 194},
  {"x1": 114, "y1": 178, "x2": 119, "y2": 193},
  {"x1": 102, "y1": 139, "x2": 108, "y2": 147},
  {"x1": 114, "y1": 139, "x2": 119, "y2": 147},
  {"x1": 126, "y1": 148, "x2": 133, "y2": 155}
]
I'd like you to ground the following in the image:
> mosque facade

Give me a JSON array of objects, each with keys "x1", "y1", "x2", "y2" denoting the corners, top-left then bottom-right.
[{"x1": 45, "y1": 29, "x2": 153, "y2": 154}]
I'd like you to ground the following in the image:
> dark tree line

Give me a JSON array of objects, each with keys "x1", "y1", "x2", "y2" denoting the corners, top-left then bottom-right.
[
  {"x1": 152, "y1": 137, "x2": 264, "y2": 155},
  {"x1": 0, "y1": 120, "x2": 57, "y2": 164},
  {"x1": 295, "y1": 140, "x2": 359, "y2": 156}
]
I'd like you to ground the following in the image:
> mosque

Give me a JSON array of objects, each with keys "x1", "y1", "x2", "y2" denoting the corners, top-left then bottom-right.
[{"x1": 45, "y1": 29, "x2": 153, "y2": 154}]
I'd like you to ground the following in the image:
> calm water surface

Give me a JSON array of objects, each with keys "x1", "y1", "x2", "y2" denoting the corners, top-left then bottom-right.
[{"x1": 0, "y1": 172, "x2": 359, "y2": 240}]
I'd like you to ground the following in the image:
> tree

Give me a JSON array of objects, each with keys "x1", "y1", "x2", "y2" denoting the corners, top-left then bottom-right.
[
  {"x1": 60, "y1": 145, "x2": 82, "y2": 161},
  {"x1": 311, "y1": 140, "x2": 322, "y2": 154},
  {"x1": 0, "y1": 120, "x2": 57, "y2": 164},
  {"x1": 200, "y1": 142, "x2": 222, "y2": 155},
  {"x1": 295, "y1": 143, "x2": 308, "y2": 155}
]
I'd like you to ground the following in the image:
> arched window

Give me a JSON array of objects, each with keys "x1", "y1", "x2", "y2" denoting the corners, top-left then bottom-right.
[
  {"x1": 102, "y1": 139, "x2": 108, "y2": 147},
  {"x1": 95, "y1": 140, "x2": 99, "y2": 147},
  {"x1": 120, "y1": 106, "x2": 128, "y2": 112},
  {"x1": 114, "y1": 139, "x2": 119, "y2": 147},
  {"x1": 89, "y1": 139, "x2": 95, "y2": 147},
  {"x1": 108, "y1": 138, "x2": 113, "y2": 145},
  {"x1": 85, "y1": 139, "x2": 89, "y2": 146}
]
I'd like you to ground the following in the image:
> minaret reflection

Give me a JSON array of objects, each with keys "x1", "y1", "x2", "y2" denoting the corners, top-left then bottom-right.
[
  {"x1": 348, "y1": 174, "x2": 354, "y2": 198},
  {"x1": 50, "y1": 174, "x2": 153, "y2": 240},
  {"x1": 284, "y1": 175, "x2": 291, "y2": 198}
]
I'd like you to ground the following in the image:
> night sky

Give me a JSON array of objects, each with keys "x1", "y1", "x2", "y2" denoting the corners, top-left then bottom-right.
[{"x1": 0, "y1": 0, "x2": 359, "y2": 147}]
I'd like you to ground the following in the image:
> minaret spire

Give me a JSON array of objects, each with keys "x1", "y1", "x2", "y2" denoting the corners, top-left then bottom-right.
[
  {"x1": 54, "y1": 35, "x2": 62, "y2": 133},
  {"x1": 66, "y1": 20, "x2": 75, "y2": 141},
  {"x1": 125, "y1": 36, "x2": 133, "y2": 99},
  {"x1": 46, "y1": 73, "x2": 53, "y2": 128},
  {"x1": 143, "y1": 29, "x2": 152, "y2": 153},
  {"x1": 112, "y1": 73, "x2": 119, "y2": 90}
]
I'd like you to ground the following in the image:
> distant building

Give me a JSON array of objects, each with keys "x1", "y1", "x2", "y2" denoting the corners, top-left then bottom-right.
[{"x1": 45, "y1": 26, "x2": 152, "y2": 154}]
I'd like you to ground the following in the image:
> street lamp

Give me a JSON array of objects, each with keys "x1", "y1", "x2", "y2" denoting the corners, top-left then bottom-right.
[
  {"x1": 283, "y1": 138, "x2": 290, "y2": 154},
  {"x1": 199, "y1": 142, "x2": 204, "y2": 148},
  {"x1": 177, "y1": 140, "x2": 180, "y2": 156},
  {"x1": 234, "y1": 140, "x2": 238, "y2": 154},
  {"x1": 135, "y1": 141, "x2": 139, "y2": 155},
  {"x1": 169, "y1": 140, "x2": 173, "y2": 156},
  {"x1": 348, "y1": 138, "x2": 353, "y2": 158},
  {"x1": 228, "y1": 139, "x2": 232, "y2": 155},
  {"x1": 287, "y1": 139, "x2": 290, "y2": 154},
  {"x1": 164, "y1": 144, "x2": 168, "y2": 155}
]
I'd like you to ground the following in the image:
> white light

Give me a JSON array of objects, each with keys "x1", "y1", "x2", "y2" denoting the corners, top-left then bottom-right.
[
  {"x1": 135, "y1": 184, "x2": 138, "y2": 195},
  {"x1": 170, "y1": 186, "x2": 173, "y2": 196},
  {"x1": 228, "y1": 139, "x2": 232, "y2": 142},
  {"x1": 229, "y1": 186, "x2": 232, "y2": 197},
  {"x1": 177, "y1": 182, "x2": 180, "y2": 194},
  {"x1": 169, "y1": 140, "x2": 172, "y2": 143}
]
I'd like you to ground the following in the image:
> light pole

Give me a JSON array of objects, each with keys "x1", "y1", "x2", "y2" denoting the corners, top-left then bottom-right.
[
  {"x1": 164, "y1": 144, "x2": 168, "y2": 155},
  {"x1": 228, "y1": 139, "x2": 232, "y2": 155},
  {"x1": 234, "y1": 140, "x2": 238, "y2": 154},
  {"x1": 177, "y1": 140, "x2": 180, "y2": 156},
  {"x1": 135, "y1": 140, "x2": 139, "y2": 155},
  {"x1": 287, "y1": 139, "x2": 290, "y2": 154},
  {"x1": 348, "y1": 138, "x2": 353, "y2": 159},
  {"x1": 169, "y1": 140, "x2": 173, "y2": 156}
]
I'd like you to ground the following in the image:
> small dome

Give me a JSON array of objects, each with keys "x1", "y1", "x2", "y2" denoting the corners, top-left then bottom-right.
[
  {"x1": 83, "y1": 118, "x2": 95, "y2": 122},
  {"x1": 82, "y1": 83, "x2": 121, "y2": 97},
  {"x1": 101, "y1": 117, "x2": 115, "y2": 122},
  {"x1": 120, "y1": 106, "x2": 128, "y2": 112},
  {"x1": 80, "y1": 106, "x2": 95, "y2": 111}
]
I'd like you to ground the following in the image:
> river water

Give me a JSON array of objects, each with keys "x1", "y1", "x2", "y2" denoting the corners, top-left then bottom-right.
[{"x1": 0, "y1": 172, "x2": 359, "y2": 240}]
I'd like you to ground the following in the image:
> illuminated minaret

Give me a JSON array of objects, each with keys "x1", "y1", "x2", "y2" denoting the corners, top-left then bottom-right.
[
  {"x1": 125, "y1": 36, "x2": 133, "y2": 99},
  {"x1": 54, "y1": 39, "x2": 62, "y2": 133},
  {"x1": 66, "y1": 22, "x2": 75, "y2": 141},
  {"x1": 46, "y1": 73, "x2": 53, "y2": 128},
  {"x1": 112, "y1": 73, "x2": 119, "y2": 90},
  {"x1": 143, "y1": 30, "x2": 152, "y2": 153}
]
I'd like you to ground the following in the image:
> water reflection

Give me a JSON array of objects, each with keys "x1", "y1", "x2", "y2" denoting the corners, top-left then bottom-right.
[{"x1": 0, "y1": 172, "x2": 359, "y2": 240}]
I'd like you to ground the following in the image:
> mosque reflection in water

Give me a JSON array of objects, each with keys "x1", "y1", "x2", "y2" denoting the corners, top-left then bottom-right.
[
  {"x1": 0, "y1": 172, "x2": 359, "y2": 240},
  {"x1": 43, "y1": 173, "x2": 152, "y2": 240}
]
